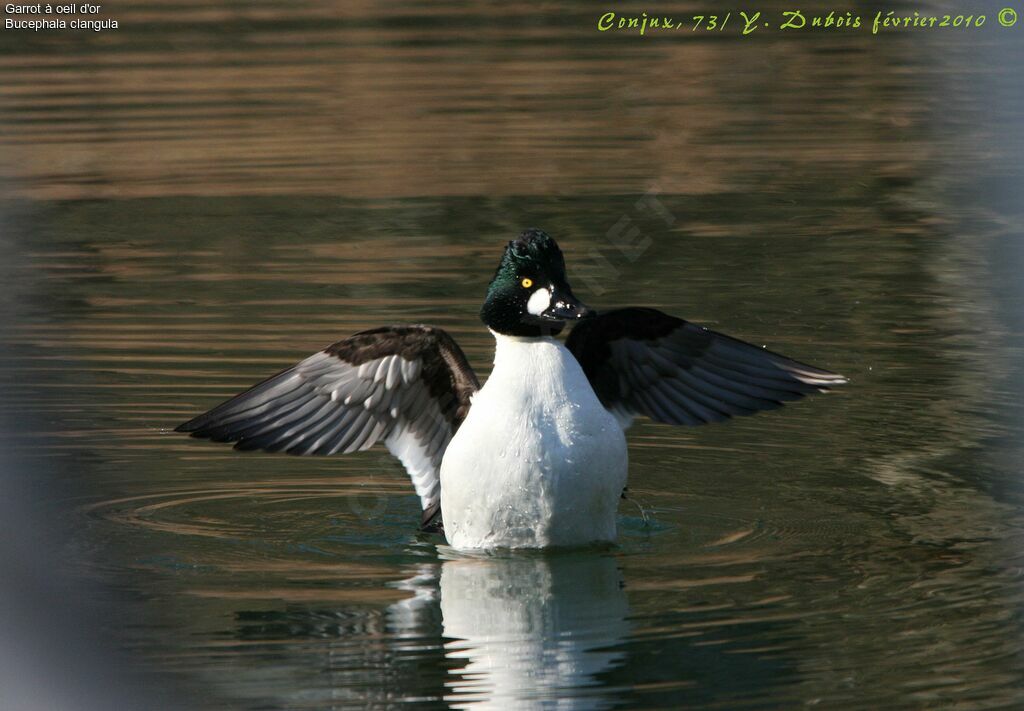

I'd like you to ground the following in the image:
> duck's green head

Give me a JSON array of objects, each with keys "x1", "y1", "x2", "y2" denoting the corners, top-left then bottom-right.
[{"x1": 480, "y1": 228, "x2": 594, "y2": 337}]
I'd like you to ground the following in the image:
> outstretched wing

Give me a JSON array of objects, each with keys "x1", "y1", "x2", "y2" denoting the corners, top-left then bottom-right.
[
  {"x1": 176, "y1": 325, "x2": 479, "y2": 519},
  {"x1": 566, "y1": 308, "x2": 846, "y2": 429}
]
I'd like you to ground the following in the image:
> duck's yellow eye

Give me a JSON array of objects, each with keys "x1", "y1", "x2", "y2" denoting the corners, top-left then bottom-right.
[{"x1": 521, "y1": 277, "x2": 533, "y2": 289}]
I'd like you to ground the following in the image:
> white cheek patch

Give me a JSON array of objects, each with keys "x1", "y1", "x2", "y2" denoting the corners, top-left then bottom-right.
[{"x1": 526, "y1": 287, "x2": 552, "y2": 316}]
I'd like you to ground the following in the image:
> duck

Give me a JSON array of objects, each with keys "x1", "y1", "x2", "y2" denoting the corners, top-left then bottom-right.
[{"x1": 176, "y1": 228, "x2": 846, "y2": 550}]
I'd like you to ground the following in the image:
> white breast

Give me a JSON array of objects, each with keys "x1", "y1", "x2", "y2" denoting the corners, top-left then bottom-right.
[{"x1": 439, "y1": 333, "x2": 628, "y2": 550}]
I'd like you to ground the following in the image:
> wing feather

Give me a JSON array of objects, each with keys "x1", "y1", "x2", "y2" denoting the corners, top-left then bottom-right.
[
  {"x1": 566, "y1": 307, "x2": 845, "y2": 429},
  {"x1": 177, "y1": 325, "x2": 479, "y2": 515}
]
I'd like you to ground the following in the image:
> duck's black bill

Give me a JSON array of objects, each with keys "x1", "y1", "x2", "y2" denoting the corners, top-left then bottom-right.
[
  {"x1": 526, "y1": 286, "x2": 595, "y2": 326},
  {"x1": 544, "y1": 295, "x2": 595, "y2": 321}
]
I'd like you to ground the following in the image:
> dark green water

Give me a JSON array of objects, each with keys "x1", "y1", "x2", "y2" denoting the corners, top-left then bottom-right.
[{"x1": 2, "y1": 2, "x2": 1024, "y2": 709}]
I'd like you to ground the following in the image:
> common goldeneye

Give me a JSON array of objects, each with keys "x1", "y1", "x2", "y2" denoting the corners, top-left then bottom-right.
[{"x1": 177, "y1": 229, "x2": 846, "y2": 549}]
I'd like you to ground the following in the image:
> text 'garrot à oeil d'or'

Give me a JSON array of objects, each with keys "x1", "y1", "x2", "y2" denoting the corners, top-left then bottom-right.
[{"x1": 6, "y1": 3, "x2": 102, "y2": 12}]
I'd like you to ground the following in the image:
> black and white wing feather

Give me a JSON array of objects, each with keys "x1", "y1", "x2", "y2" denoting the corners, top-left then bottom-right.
[
  {"x1": 566, "y1": 308, "x2": 846, "y2": 428},
  {"x1": 176, "y1": 326, "x2": 479, "y2": 519}
]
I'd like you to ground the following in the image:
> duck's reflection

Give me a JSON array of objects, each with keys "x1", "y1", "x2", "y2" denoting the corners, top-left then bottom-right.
[{"x1": 389, "y1": 550, "x2": 630, "y2": 709}]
